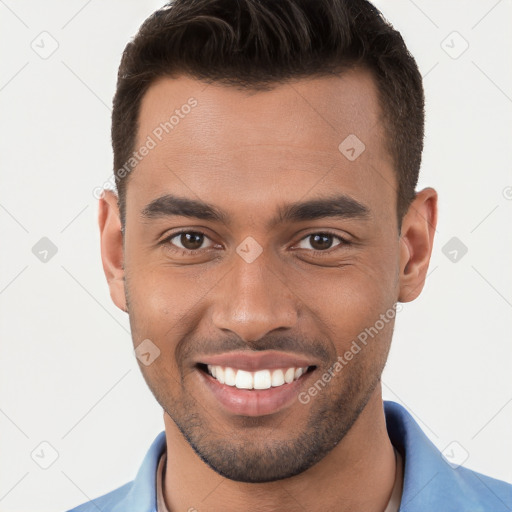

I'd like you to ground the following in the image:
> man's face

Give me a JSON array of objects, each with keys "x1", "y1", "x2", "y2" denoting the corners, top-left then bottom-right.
[{"x1": 109, "y1": 69, "x2": 409, "y2": 482}]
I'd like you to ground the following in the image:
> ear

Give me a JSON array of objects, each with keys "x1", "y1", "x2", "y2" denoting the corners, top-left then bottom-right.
[
  {"x1": 398, "y1": 187, "x2": 438, "y2": 302},
  {"x1": 98, "y1": 190, "x2": 127, "y2": 312}
]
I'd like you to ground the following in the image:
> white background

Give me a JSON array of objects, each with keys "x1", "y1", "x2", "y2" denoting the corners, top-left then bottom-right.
[{"x1": 0, "y1": 1, "x2": 511, "y2": 511}]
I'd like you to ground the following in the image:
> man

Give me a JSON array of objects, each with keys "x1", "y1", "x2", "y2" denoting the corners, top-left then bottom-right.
[{"x1": 69, "y1": 0, "x2": 512, "y2": 511}]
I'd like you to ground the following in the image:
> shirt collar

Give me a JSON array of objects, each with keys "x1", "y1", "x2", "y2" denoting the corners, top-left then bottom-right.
[{"x1": 110, "y1": 401, "x2": 512, "y2": 512}]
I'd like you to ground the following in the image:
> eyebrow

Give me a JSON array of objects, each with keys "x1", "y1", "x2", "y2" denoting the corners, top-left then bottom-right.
[
  {"x1": 141, "y1": 195, "x2": 228, "y2": 223},
  {"x1": 274, "y1": 194, "x2": 370, "y2": 227},
  {"x1": 140, "y1": 193, "x2": 370, "y2": 226}
]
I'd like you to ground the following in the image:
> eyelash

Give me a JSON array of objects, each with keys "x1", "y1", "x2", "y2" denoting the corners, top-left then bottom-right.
[{"x1": 161, "y1": 230, "x2": 351, "y2": 256}]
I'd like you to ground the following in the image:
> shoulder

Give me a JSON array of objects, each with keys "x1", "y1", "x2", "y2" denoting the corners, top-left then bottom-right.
[
  {"x1": 384, "y1": 401, "x2": 512, "y2": 511},
  {"x1": 452, "y1": 466, "x2": 512, "y2": 508},
  {"x1": 66, "y1": 482, "x2": 134, "y2": 512},
  {"x1": 402, "y1": 464, "x2": 512, "y2": 512},
  {"x1": 65, "y1": 431, "x2": 166, "y2": 512}
]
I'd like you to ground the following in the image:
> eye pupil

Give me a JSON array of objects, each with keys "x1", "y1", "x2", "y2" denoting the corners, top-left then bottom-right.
[
  {"x1": 310, "y1": 233, "x2": 333, "y2": 250},
  {"x1": 181, "y1": 232, "x2": 203, "y2": 250}
]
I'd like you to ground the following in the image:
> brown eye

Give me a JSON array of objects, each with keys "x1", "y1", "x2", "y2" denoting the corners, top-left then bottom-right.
[
  {"x1": 311, "y1": 234, "x2": 333, "y2": 250},
  {"x1": 297, "y1": 233, "x2": 344, "y2": 251},
  {"x1": 168, "y1": 231, "x2": 213, "y2": 251},
  {"x1": 180, "y1": 232, "x2": 204, "y2": 250}
]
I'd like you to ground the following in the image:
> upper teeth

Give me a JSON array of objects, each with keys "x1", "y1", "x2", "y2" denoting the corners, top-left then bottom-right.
[{"x1": 206, "y1": 365, "x2": 308, "y2": 390}]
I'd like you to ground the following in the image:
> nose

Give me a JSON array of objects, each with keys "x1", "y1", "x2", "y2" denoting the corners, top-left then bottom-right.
[{"x1": 210, "y1": 250, "x2": 299, "y2": 343}]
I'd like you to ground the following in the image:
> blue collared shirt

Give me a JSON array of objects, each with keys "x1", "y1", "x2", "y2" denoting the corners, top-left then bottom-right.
[{"x1": 67, "y1": 401, "x2": 512, "y2": 511}]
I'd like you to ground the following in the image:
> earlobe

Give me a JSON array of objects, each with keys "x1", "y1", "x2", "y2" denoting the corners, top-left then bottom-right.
[
  {"x1": 98, "y1": 190, "x2": 127, "y2": 312},
  {"x1": 398, "y1": 188, "x2": 438, "y2": 303}
]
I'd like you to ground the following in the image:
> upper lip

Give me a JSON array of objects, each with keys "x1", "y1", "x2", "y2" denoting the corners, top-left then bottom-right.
[{"x1": 197, "y1": 351, "x2": 318, "y2": 372}]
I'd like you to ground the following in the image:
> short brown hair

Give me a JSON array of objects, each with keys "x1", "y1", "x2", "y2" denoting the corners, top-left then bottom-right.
[{"x1": 112, "y1": 0, "x2": 424, "y2": 226}]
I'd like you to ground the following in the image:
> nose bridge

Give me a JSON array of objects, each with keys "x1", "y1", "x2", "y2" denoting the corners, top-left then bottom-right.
[{"x1": 211, "y1": 249, "x2": 298, "y2": 342}]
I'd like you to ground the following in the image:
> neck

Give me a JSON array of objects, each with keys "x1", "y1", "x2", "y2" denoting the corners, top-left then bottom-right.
[{"x1": 163, "y1": 386, "x2": 397, "y2": 512}]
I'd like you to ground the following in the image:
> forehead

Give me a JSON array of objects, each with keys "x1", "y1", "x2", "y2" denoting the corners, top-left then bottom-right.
[
  {"x1": 128, "y1": 70, "x2": 396, "y2": 222},
  {"x1": 137, "y1": 69, "x2": 384, "y2": 152}
]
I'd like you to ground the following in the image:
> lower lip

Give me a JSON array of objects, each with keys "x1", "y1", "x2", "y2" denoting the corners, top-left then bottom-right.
[{"x1": 197, "y1": 368, "x2": 315, "y2": 417}]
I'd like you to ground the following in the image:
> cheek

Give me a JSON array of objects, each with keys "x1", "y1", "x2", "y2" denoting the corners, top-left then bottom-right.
[
  {"x1": 126, "y1": 267, "x2": 198, "y2": 393},
  {"x1": 125, "y1": 261, "x2": 218, "y2": 343},
  {"x1": 287, "y1": 252, "x2": 398, "y2": 354}
]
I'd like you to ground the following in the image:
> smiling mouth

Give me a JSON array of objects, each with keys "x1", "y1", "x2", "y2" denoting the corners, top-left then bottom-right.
[{"x1": 197, "y1": 363, "x2": 316, "y2": 390}]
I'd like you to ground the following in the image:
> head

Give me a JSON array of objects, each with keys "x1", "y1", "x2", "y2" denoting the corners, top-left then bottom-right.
[{"x1": 100, "y1": 0, "x2": 437, "y2": 483}]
